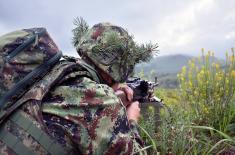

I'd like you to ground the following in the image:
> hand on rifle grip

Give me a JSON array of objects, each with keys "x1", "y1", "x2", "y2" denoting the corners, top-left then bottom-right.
[
  {"x1": 115, "y1": 90, "x2": 140, "y2": 122},
  {"x1": 112, "y1": 84, "x2": 133, "y2": 102}
]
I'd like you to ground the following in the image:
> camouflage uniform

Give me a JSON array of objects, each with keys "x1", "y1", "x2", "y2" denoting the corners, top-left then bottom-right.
[
  {"x1": 0, "y1": 24, "x2": 145, "y2": 155},
  {"x1": 41, "y1": 60, "x2": 143, "y2": 154},
  {"x1": 0, "y1": 58, "x2": 142, "y2": 155}
]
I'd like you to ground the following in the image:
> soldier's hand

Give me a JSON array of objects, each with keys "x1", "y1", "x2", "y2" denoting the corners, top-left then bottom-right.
[
  {"x1": 112, "y1": 83, "x2": 133, "y2": 102},
  {"x1": 126, "y1": 101, "x2": 140, "y2": 122}
]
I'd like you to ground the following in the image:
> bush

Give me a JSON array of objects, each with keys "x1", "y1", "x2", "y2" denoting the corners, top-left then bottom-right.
[
  {"x1": 138, "y1": 49, "x2": 235, "y2": 154},
  {"x1": 177, "y1": 49, "x2": 235, "y2": 132}
]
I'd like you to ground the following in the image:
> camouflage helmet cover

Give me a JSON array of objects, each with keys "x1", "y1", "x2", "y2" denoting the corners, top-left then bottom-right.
[{"x1": 73, "y1": 19, "x2": 158, "y2": 82}]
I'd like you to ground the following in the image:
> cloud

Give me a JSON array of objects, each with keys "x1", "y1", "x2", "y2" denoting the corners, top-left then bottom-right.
[
  {"x1": 151, "y1": 0, "x2": 214, "y2": 53},
  {"x1": 0, "y1": 23, "x2": 9, "y2": 36},
  {"x1": 148, "y1": 0, "x2": 235, "y2": 58},
  {"x1": 0, "y1": 0, "x2": 234, "y2": 58},
  {"x1": 226, "y1": 31, "x2": 235, "y2": 40}
]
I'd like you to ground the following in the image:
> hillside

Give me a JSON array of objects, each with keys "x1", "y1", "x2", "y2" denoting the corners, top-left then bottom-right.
[
  {"x1": 135, "y1": 54, "x2": 193, "y2": 74},
  {"x1": 134, "y1": 54, "x2": 224, "y2": 88},
  {"x1": 134, "y1": 54, "x2": 192, "y2": 88}
]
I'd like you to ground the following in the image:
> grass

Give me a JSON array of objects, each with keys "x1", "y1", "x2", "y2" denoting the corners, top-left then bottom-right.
[
  {"x1": 138, "y1": 49, "x2": 235, "y2": 154},
  {"x1": 139, "y1": 97, "x2": 235, "y2": 154}
]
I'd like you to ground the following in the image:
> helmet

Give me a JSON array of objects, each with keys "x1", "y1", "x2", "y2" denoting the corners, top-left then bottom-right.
[{"x1": 73, "y1": 20, "x2": 157, "y2": 82}]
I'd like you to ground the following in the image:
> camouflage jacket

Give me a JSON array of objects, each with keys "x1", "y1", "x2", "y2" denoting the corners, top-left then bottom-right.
[{"x1": 0, "y1": 59, "x2": 142, "y2": 155}]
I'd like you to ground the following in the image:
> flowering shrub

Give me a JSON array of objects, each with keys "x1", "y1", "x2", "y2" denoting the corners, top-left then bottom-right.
[
  {"x1": 138, "y1": 49, "x2": 235, "y2": 154},
  {"x1": 177, "y1": 48, "x2": 235, "y2": 131}
]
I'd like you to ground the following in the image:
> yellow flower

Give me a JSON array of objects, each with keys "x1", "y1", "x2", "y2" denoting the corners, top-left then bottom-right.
[
  {"x1": 231, "y1": 70, "x2": 235, "y2": 78},
  {"x1": 229, "y1": 55, "x2": 234, "y2": 63},
  {"x1": 208, "y1": 51, "x2": 211, "y2": 56},
  {"x1": 198, "y1": 56, "x2": 201, "y2": 63},
  {"x1": 204, "y1": 107, "x2": 209, "y2": 114},
  {"x1": 202, "y1": 105, "x2": 209, "y2": 114},
  {"x1": 189, "y1": 81, "x2": 193, "y2": 87},
  {"x1": 191, "y1": 62, "x2": 195, "y2": 68},
  {"x1": 148, "y1": 106, "x2": 155, "y2": 113},
  {"x1": 182, "y1": 66, "x2": 187, "y2": 74},
  {"x1": 216, "y1": 76, "x2": 222, "y2": 81},
  {"x1": 197, "y1": 74, "x2": 201, "y2": 81},
  {"x1": 206, "y1": 54, "x2": 209, "y2": 62},
  {"x1": 200, "y1": 70, "x2": 205, "y2": 75}
]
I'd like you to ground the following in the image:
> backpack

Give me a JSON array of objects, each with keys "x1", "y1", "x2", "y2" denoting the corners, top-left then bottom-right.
[
  {"x1": 0, "y1": 28, "x2": 67, "y2": 155},
  {"x1": 0, "y1": 28, "x2": 62, "y2": 112},
  {"x1": 0, "y1": 28, "x2": 101, "y2": 155}
]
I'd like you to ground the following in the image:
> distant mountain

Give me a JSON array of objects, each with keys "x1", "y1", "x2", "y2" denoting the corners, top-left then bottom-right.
[
  {"x1": 135, "y1": 54, "x2": 193, "y2": 74},
  {"x1": 134, "y1": 54, "x2": 224, "y2": 88}
]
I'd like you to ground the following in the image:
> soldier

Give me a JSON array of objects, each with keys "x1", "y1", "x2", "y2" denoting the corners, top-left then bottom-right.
[{"x1": 0, "y1": 20, "x2": 157, "y2": 155}]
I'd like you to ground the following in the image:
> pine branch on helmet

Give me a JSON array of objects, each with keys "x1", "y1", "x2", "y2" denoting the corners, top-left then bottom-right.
[{"x1": 72, "y1": 17, "x2": 158, "y2": 82}]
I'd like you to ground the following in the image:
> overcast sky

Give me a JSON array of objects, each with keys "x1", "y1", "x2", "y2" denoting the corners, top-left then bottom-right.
[{"x1": 0, "y1": 0, "x2": 234, "y2": 58}]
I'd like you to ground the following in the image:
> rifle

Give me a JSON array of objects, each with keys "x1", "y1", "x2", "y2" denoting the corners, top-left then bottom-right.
[
  {"x1": 116, "y1": 77, "x2": 163, "y2": 106},
  {"x1": 116, "y1": 77, "x2": 164, "y2": 128},
  {"x1": 126, "y1": 77, "x2": 163, "y2": 106}
]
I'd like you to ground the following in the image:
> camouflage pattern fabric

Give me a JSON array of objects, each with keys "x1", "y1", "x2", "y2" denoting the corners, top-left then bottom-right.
[
  {"x1": 0, "y1": 60, "x2": 77, "y2": 155},
  {"x1": 0, "y1": 59, "x2": 142, "y2": 155},
  {"x1": 0, "y1": 28, "x2": 60, "y2": 107},
  {"x1": 42, "y1": 64, "x2": 143, "y2": 154},
  {"x1": 76, "y1": 23, "x2": 140, "y2": 82},
  {"x1": 0, "y1": 111, "x2": 50, "y2": 155}
]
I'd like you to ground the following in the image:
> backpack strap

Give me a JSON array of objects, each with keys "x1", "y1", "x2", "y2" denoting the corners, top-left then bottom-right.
[
  {"x1": 0, "y1": 50, "x2": 63, "y2": 109},
  {"x1": 0, "y1": 127, "x2": 37, "y2": 155},
  {"x1": 0, "y1": 58, "x2": 79, "y2": 125},
  {"x1": 78, "y1": 60, "x2": 102, "y2": 83},
  {"x1": 10, "y1": 110, "x2": 68, "y2": 155},
  {"x1": 5, "y1": 28, "x2": 46, "y2": 62},
  {"x1": 0, "y1": 110, "x2": 68, "y2": 155},
  {"x1": 0, "y1": 59, "x2": 82, "y2": 155},
  {"x1": 0, "y1": 56, "x2": 101, "y2": 155}
]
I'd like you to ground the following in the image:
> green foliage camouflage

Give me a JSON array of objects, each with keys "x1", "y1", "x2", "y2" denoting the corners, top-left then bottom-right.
[{"x1": 72, "y1": 17, "x2": 158, "y2": 82}]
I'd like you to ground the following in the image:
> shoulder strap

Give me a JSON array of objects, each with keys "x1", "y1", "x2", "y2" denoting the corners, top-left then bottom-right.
[
  {"x1": 0, "y1": 50, "x2": 62, "y2": 110},
  {"x1": 78, "y1": 60, "x2": 102, "y2": 83},
  {"x1": 0, "y1": 56, "x2": 83, "y2": 155},
  {"x1": 11, "y1": 110, "x2": 68, "y2": 155},
  {"x1": 0, "y1": 59, "x2": 81, "y2": 125},
  {"x1": 0, "y1": 110, "x2": 68, "y2": 155},
  {"x1": 0, "y1": 128, "x2": 36, "y2": 155}
]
